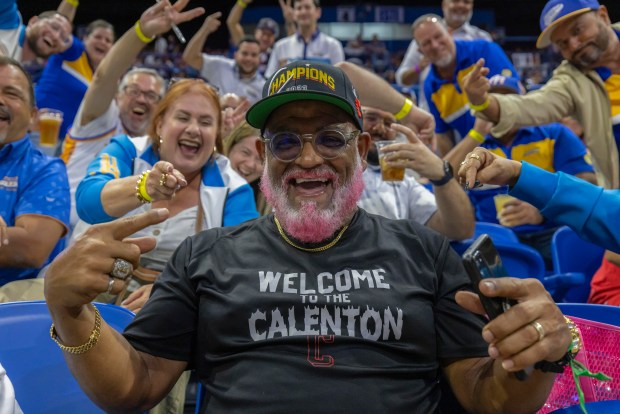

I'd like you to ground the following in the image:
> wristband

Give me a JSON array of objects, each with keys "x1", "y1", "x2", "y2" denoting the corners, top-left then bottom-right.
[
  {"x1": 469, "y1": 98, "x2": 490, "y2": 112},
  {"x1": 413, "y1": 64, "x2": 420, "y2": 74},
  {"x1": 134, "y1": 21, "x2": 154, "y2": 44},
  {"x1": 468, "y1": 129, "x2": 486, "y2": 143},
  {"x1": 65, "y1": 0, "x2": 79, "y2": 7},
  {"x1": 394, "y1": 98, "x2": 413, "y2": 121},
  {"x1": 237, "y1": 0, "x2": 248, "y2": 8},
  {"x1": 50, "y1": 304, "x2": 101, "y2": 355},
  {"x1": 136, "y1": 170, "x2": 153, "y2": 204}
]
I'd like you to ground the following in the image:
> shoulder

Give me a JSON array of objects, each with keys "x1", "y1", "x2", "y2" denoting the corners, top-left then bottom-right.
[{"x1": 188, "y1": 215, "x2": 267, "y2": 255}]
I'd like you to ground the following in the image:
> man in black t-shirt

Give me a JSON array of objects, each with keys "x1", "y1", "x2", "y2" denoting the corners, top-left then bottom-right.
[{"x1": 45, "y1": 61, "x2": 574, "y2": 413}]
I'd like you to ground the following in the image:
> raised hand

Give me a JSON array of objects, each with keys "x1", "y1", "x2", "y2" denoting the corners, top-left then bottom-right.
[
  {"x1": 463, "y1": 58, "x2": 491, "y2": 107},
  {"x1": 201, "y1": 11, "x2": 223, "y2": 35},
  {"x1": 139, "y1": 0, "x2": 205, "y2": 39},
  {"x1": 146, "y1": 161, "x2": 188, "y2": 201}
]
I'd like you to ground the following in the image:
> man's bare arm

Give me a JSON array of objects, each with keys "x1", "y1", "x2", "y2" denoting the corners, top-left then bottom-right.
[
  {"x1": 225, "y1": 1, "x2": 248, "y2": 46},
  {"x1": 0, "y1": 216, "x2": 65, "y2": 268},
  {"x1": 182, "y1": 12, "x2": 221, "y2": 70}
]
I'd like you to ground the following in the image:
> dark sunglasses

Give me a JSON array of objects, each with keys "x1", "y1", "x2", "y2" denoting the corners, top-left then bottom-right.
[{"x1": 262, "y1": 124, "x2": 360, "y2": 162}]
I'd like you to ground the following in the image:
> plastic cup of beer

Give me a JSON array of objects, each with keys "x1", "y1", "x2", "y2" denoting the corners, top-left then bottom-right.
[
  {"x1": 38, "y1": 108, "x2": 63, "y2": 147},
  {"x1": 494, "y1": 194, "x2": 516, "y2": 219},
  {"x1": 375, "y1": 140, "x2": 405, "y2": 182}
]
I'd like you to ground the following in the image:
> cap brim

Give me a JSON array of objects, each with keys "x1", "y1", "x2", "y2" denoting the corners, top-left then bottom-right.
[
  {"x1": 246, "y1": 91, "x2": 359, "y2": 130},
  {"x1": 536, "y1": 8, "x2": 593, "y2": 48}
]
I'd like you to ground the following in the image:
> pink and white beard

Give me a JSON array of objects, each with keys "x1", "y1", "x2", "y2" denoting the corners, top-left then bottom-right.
[{"x1": 260, "y1": 154, "x2": 365, "y2": 243}]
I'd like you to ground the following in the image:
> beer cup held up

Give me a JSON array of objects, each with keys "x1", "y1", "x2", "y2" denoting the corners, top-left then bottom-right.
[
  {"x1": 375, "y1": 140, "x2": 405, "y2": 182},
  {"x1": 38, "y1": 108, "x2": 63, "y2": 147}
]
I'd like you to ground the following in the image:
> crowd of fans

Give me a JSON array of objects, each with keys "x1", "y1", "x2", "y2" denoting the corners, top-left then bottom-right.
[{"x1": 0, "y1": 0, "x2": 619, "y2": 412}]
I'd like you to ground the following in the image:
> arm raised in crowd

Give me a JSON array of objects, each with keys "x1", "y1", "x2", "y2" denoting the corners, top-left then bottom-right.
[
  {"x1": 226, "y1": 1, "x2": 247, "y2": 47},
  {"x1": 57, "y1": 0, "x2": 78, "y2": 22},
  {"x1": 44, "y1": 209, "x2": 187, "y2": 413},
  {"x1": 182, "y1": 11, "x2": 221, "y2": 71},
  {"x1": 78, "y1": 0, "x2": 204, "y2": 127}
]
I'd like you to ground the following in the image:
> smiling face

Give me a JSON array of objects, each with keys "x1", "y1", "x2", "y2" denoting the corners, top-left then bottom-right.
[
  {"x1": 293, "y1": 0, "x2": 321, "y2": 30},
  {"x1": 258, "y1": 100, "x2": 369, "y2": 242},
  {"x1": 442, "y1": 0, "x2": 474, "y2": 29},
  {"x1": 362, "y1": 106, "x2": 396, "y2": 166},
  {"x1": 156, "y1": 90, "x2": 219, "y2": 176},
  {"x1": 229, "y1": 135, "x2": 263, "y2": 182},
  {"x1": 255, "y1": 28, "x2": 276, "y2": 52},
  {"x1": 116, "y1": 72, "x2": 163, "y2": 137},
  {"x1": 26, "y1": 13, "x2": 72, "y2": 58},
  {"x1": 235, "y1": 40, "x2": 261, "y2": 76},
  {"x1": 0, "y1": 63, "x2": 35, "y2": 145},
  {"x1": 84, "y1": 26, "x2": 114, "y2": 70},
  {"x1": 550, "y1": 10, "x2": 612, "y2": 70},
  {"x1": 414, "y1": 20, "x2": 456, "y2": 69}
]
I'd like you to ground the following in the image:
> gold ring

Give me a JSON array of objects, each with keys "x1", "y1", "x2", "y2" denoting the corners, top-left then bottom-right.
[
  {"x1": 105, "y1": 277, "x2": 115, "y2": 294},
  {"x1": 531, "y1": 321, "x2": 545, "y2": 342},
  {"x1": 159, "y1": 173, "x2": 168, "y2": 187},
  {"x1": 468, "y1": 153, "x2": 481, "y2": 161},
  {"x1": 460, "y1": 160, "x2": 467, "y2": 166}
]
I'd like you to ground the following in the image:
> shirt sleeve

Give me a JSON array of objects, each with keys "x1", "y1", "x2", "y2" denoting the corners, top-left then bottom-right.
[
  {"x1": 548, "y1": 124, "x2": 594, "y2": 175},
  {"x1": 395, "y1": 40, "x2": 423, "y2": 86},
  {"x1": 223, "y1": 185, "x2": 259, "y2": 227},
  {"x1": 0, "y1": 0, "x2": 20, "y2": 29},
  {"x1": 328, "y1": 38, "x2": 345, "y2": 64},
  {"x1": 75, "y1": 136, "x2": 136, "y2": 224}
]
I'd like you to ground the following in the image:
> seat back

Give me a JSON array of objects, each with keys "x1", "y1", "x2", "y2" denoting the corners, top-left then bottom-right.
[
  {"x1": 551, "y1": 226, "x2": 605, "y2": 302},
  {"x1": 451, "y1": 222, "x2": 520, "y2": 255},
  {"x1": 538, "y1": 304, "x2": 620, "y2": 414},
  {"x1": 494, "y1": 241, "x2": 546, "y2": 279},
  {"x1": 0, "y1": 301, "x2": 135, "y2": 413}
]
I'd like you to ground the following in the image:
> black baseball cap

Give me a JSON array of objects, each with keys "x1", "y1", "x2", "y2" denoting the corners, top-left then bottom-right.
[{"x1": 246, "y1": 60, "x2": 363, "y2": 131}]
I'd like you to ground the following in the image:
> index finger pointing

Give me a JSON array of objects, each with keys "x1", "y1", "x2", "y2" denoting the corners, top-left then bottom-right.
[
  {"x1": 109, "y1": 208, "x2": 169, "y2": 240},
  {"x1": 470, "y1": 58, "x2": 486, "y2": 79}
]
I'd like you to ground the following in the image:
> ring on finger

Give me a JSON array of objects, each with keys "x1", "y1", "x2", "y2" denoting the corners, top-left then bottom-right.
[
  {"x1": 110, "y1": 258, "x2": 133, "y2": 280},
  {"x1": 159, "y1": 173, "x2": 168, "y2": 187},
  {"x1": 460, "y1": 160, "x2": 467, "y2": 166},
  {"x1": 531, "y1": 321, "x2": 545, "y2": 342},
  {"x1": 468, "y1": 153, "x2": 481, "y2": 161},
  {"x1": 105, "y1": 277, "x2": 115, "y2": 294}
]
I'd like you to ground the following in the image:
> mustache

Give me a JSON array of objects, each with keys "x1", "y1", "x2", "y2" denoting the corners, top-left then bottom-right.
[{"x1": 0, "y1": 106, "x2": 12, "y2": 123}]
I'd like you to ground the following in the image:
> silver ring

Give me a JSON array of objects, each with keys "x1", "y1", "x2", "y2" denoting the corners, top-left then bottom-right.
[
  {"x1": 110, "y1": 258, "x2": 133, "y2": 280},
  {"x1": 531, "y1": 321, "x2": 545, "y2": 342},
  {"x1": 105, "y1": 277, "x2": 115, "y2": 294}
]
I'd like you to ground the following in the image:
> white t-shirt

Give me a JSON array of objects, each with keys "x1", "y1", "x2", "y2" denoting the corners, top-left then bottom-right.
[
  {"x1": 200, "y1": 54, "x2": 265, "y2": 104},
  {"x1": 0, "y1": 363, "x2": 23, "y2": 414}
]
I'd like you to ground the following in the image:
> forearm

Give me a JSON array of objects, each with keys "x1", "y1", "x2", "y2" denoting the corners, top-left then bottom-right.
[
  {"x1": 182, "y1": 27, "x2": 210, "y2": 70},
  {"x1": 100, "y1": 176, "x2": 145, "y2": 219},
  {"x1": 48, "y1": 304, "x2": 159, "y2": 412},
  {"x1": 57, "y1": 0, "x2": 77, "y2": 22},
  {"x1": 474, "y1": 95, "x2": 500, "y2": 124},
  {"x1": 428, "y1": 180, "x2": 475, "y2": 240},
  {"x1": 80, "y1": 28, "x2": 149, "y2": 125},
  {"x1": 225, "y1": 3, "x2": 245, "y2": 46},
  {"x1": 399, "y1": 68, "x2": 421, "y2": 86},
  {"x1": 0, "y1": 228, "x2": 52, "y2": 268}
]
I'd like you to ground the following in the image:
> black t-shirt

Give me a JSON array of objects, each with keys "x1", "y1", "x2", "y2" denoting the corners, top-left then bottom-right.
[{"x1": 124, "y1": 210, "x2": 488, "y2": 413}]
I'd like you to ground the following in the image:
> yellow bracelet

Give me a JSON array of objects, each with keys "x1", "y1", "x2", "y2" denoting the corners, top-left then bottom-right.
[
  {"x1": 135, "y1": 170, "x2": 152, "y2": 204},
  {"x1": 50, "y1": 304, "x2": 101, "y2": 355},
  {"x1": 134, "y1": 21, "x2": 154, "y2": 44},
  {"x1": 236, "y1": 0, "x2": 248, "y2": 8},
  {"x1": 65, "y1": 0, "x2": 79, "y2": 7},
  {"x1": 468, "y1": 129, "x2": 486, "y2": 143},
  {"x1": 394, "y1": 98, "x2": 413, "y2": 121},
  {"x1": 469, "y1": 98, "x2": 490, "y2": 112}
]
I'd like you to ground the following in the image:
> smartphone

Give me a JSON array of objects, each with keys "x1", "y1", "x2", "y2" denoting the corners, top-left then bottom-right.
[
  {"x1": 462, "y1": 235, "x2": 527, "y2": 380},
  {"x1": 462, "y1": 234, "x2": 516, "y2": 319}
]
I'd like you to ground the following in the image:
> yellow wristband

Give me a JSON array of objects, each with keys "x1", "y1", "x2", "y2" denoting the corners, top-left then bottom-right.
[
  {"x1": 65, "y1": 0, "x2": 79, "y2": 7},
  {"x1": 469, "y1": 98, "x2": 490, "y2": 112},
  {"x1": 134, "y1": 21, "x2": 154, "y2": 44},
  {"x1": 237, "y1": 0, "x2": 248, "y2": 8},
  {"x1": 394, "y1": 98, "x2": 413, "y2": 121},
  {"x1": 468, "y1": 129, "x2": 486, "y2": 143},
  {"x1": 136, "y1": 170, "x2": 153, "y2": 204}
]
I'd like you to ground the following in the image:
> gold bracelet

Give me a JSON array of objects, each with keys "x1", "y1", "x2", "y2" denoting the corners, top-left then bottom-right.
[
  {"x1": 134, "y1": 21, "x2": 154, "y2": 44},
  {"x1": 135, "y1": 170, "x2": 152, "y2": 204},
  {"x1": 394, "y1": 98, "x2": 413, "y2": 121},
  {"x1": 468, "y1": 128, "x2": 486, "y2": 143},
  {"x1": 236, "y1": 0, "x2": 248, "y2": 8},
  {"x1": 564, "y1": 316, "x2": 582, "y2": 355},
  {"x1": 50, "y1": 305, "x2": 102, "y2": 354},
  {"x1": 65, "y1": 0, "x2": 79, "y2": 7},
  {"x1": 469, "y1": 98, "x2": 490, "y2": 112}
]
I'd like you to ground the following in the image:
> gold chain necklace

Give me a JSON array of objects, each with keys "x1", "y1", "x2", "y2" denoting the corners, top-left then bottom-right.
[{"x1": 273, "y1": 216, "x2": 348, "y2": 253}]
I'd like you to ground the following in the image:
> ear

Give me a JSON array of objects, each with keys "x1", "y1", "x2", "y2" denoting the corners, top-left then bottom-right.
[
  {"x1": 357, "y1": 132, "x2": 371, "y2": 171},
  {"x1": 598, "y1": 6, "x2": 611, "y2": 24},
  {"x1": 255, "y1": 138, "x2": 266, "y2": 163},
  {"x1": 27, "y1": 16, "x2": 39, "y2": 28},
  {"x1": 155, "y1": 118, "x2": 163, "y2": 138}
]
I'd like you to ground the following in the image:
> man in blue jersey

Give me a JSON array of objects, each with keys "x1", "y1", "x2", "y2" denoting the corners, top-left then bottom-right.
[
  {"x1": 0, "y1": 56, "x2": 70, "y2": 286},
  {"x1": 412, "y1": 14, "x2": 518, "y2": 156},
  {"x1": 0, "y1": 0, "x2": 77, "y2": 63}
]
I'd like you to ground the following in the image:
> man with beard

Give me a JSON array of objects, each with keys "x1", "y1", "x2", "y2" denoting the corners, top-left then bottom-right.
[
  {"x1": 61, "y1": 0, "x2": 204, "y2": 228},
  {"x1": 358, "y1": 105, "x2": 475, "y2": 240},
  {"x1": 44, "y1": 60, "x2": 577, "y2": 414},
  {"x1": 412, "y1": 14, "x2": 518, "y2": 155},
  {"x1": 396, "y1": 0, "x2": 492, "y2": 111},
  {"x1": 464, "y1": 0, "x2": 620, "y2": 190},
  {"x1": 183, "y1": 12, "x2": 265, "y2": 104},
  {"x1": 0, "y1": 0, "x2": 77, "y2": 62},
  {"x1": 0, "y1": 56, "x2": 70, "y2": 286}
]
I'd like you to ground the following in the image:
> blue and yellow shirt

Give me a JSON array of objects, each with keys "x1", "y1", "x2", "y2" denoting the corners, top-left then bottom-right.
[
  {"x1": 424, "y1": 39, "x2": 517, "y2": 142},
  {"x1": 594, "y1": 28, "x2": 620, "y2": 155},
  {"x1": 469, "y1": 123, "x2": 594, "y2": 233},
  {"x1": 0, "y1": 136, "x2": 70, "y2": 285}
]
